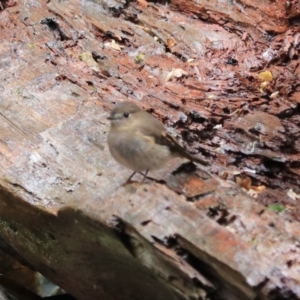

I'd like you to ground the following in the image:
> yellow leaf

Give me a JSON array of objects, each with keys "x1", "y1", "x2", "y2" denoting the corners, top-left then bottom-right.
[
  {"x1": 134, "y1": 52, "x2": 145, "y2": 64},
  {"x1": 258, "y1": 71, "x2": 273, "y2": 82},
  {"x1": 79, "y1": 52, "x2": 99, "y2": 71}
]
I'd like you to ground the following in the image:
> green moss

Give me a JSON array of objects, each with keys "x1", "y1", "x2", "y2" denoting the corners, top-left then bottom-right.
[{"x1": 268, "y1": 204, "x2": 285, "y2": 213}]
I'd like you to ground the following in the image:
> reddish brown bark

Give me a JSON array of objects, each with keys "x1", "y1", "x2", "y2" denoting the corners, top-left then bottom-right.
[{"x1": 0, "y1": 0, "x2": 299, "y2": 299}]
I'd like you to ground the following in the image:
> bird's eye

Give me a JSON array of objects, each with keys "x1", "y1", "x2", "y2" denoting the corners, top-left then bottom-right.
[{"x1": 123, "y1": 112, "x2": 129, "y2": 118}]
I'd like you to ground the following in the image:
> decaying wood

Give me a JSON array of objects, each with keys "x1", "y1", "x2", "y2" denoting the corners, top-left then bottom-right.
[{"x1": 0, "y1": 0, "x2": 299, "y2": 299}]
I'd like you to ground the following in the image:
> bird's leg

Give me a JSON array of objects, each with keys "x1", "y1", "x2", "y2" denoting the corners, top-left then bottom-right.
[
  {"x1": 126, "y1": 170, "x2": 149, "y2": 183},
  {"x1": 126, "y1": 171, "x2": 136, "y2": 182},
  {"x1": 142, "y1": 170, "x2": 149, "y2": 182}
]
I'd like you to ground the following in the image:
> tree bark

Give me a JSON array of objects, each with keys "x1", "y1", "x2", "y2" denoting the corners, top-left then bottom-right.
[{"x1": 0, "y1": 0, "x2": 299, "y2": 299}]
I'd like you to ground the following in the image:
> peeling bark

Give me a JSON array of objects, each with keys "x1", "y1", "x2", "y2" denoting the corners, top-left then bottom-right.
[{"x1": 0, "y1": 0, "x2": 299, "y2": 299}]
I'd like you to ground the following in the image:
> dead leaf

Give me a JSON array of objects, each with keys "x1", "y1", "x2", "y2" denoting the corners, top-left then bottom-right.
[
  {"x1": 270, "y1": 91, "x2": 279, "y2": 99},
  {"x1": 166, "y1": 68, "x2": 188, "y2": 82},
  {"x1": 219, "y1": 172, "x2": 228, "y2": 180},
  {"x1": 213, "y1": 124, "x2": 222, "y2": 129},
  {"x1": 208, "y1": 94, "x2": 217, "y2": 99},
  {"x1": 259, "y1": 81, "x2": 270, "y2": 93},
  {"x1": 105, "y1": 40, "x2": 123, "y2": 51},
  {"x1": 287, "y1": 189, "x2": 300, "y2": 201},
  {"x1": 79, "y1": 52, "x2": 99, "y2": 71},
  {"x1": 250, "y1": 185, "x2": 265, "y2": 192},
  {"x1": 236, "y1": 176, "x2": 252, "y2": 190},
  {"x1": 236, "y1": 176, "x2": 265, "y2": 198},
  {"x1": 167, "y1": 38, "x2": 175, "y2": 48},
  {"x1": 137, "y1": 0, "x2": 147, "y2": 8}
]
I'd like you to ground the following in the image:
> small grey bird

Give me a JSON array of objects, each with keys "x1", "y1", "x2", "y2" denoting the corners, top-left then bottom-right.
[{"x1": 107, "y1": 101, "x2": 209, "y2": 181}]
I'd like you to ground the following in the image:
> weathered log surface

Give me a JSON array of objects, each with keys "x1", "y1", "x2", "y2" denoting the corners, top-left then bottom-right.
[{"x1": 0, "y1": 0, "x2": 299, "y2": 299}]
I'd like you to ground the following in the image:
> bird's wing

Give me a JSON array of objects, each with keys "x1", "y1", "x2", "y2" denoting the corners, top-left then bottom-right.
[
  {"x1": 137, "y1": 111, "x2": 166, "y2": 138},
  {"x1": 162, "y1": 132, "x2": 209, "y2": 166},
  {"x1": 137, "y1": 111, "x2": 209, "y2": 166}
]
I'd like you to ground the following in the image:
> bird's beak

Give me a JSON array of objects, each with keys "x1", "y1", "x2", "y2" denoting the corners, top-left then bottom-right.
[{"x1": 107, "y1": 115, "x2": 121, "y2": 120}]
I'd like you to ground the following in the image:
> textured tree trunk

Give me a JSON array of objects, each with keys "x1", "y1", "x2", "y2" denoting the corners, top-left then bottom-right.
[{"x1": 0, "y1": 0, "x2": 299, "y2": 299}]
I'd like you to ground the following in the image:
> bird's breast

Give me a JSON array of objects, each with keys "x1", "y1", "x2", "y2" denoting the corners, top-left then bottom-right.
[{"x1": 108, "y1": 130, "x2": 172, "y2": 172}]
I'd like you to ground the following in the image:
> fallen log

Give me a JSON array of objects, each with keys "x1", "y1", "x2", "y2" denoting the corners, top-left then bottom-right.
[{"x1": 0, "y1": 0, "x2": 299, "y2": 299}]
